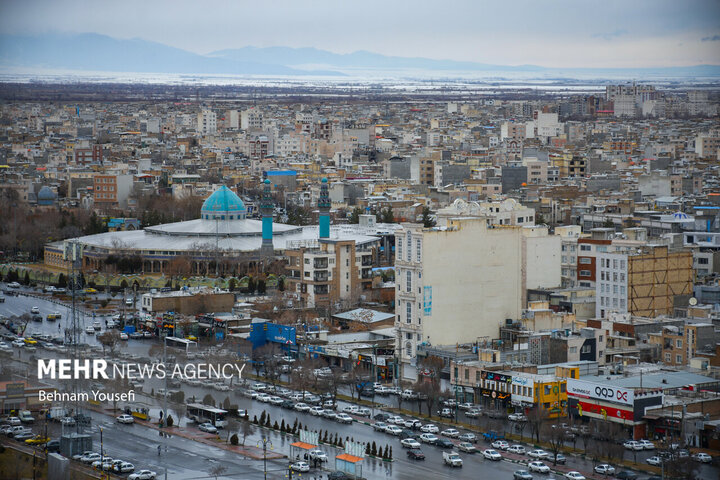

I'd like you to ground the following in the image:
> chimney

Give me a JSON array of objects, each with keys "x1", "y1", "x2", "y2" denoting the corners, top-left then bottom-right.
[
  {"x1": 260, "y1": 179, "x2": 274, "y2": 252},
  {"x1": 318, "y1": 177, "x2": 330, "y2": 239}
]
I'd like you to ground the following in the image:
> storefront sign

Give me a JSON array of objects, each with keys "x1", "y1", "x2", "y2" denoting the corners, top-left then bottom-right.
[
  {"x1": 567, "y1": 379, "x2": 634, "y2": 406},
  {"x1": 576, "y1": 400, "x2": 633, "y2": 421}
]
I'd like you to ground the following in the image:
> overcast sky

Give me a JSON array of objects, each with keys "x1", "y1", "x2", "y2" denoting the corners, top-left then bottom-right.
[{"x1": 1, "y1": 0, "x2": 719, "y2": 68}]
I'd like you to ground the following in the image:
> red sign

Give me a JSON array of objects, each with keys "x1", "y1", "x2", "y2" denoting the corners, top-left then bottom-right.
[{"x1": 577, "y1": 400, "x2": 633, "y2": 421}]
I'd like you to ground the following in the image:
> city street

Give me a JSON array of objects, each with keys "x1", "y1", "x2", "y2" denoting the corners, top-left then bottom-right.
[{"x1": 2, "y1": 291, "x2": 719, "y2": 480}]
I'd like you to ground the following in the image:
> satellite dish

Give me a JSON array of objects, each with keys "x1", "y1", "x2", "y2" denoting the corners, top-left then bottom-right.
[{"x1": 689, "y1": 297, "x2": 698, "y2": 306}]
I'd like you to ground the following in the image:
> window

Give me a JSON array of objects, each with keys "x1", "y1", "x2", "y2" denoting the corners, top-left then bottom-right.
[
  {"x1": 569, "y1": 346, "x2": 578, "y2": 353},
  {"x1": 676, "y1": 354, "x2": 682, "y2": 364},
  {"x1": 305, "y1": 258, "x2": 310, "y2": 264},
  {"x1": 676, "y1": 339, "x2": 682, "y2": 348},
  {"x1": 613, "y1": 259, "x2": 618, "y2": 269},
  {"x1": 406, "y1": 232, "x2": 412, "y2": 262},
  {"x1": 579, "y1": 270, "x2": 591, "y2": 276},
  {"x1": 698, "y1": 257, "x2": 709, "y2": 265},
  {"x1": 561, "y1": 383, "x2": 566, "y2": 393},
  {"x1": 406, "y1": 333, "x2": 412, "y2": 340},
  {"x1": 664, "y1": 353, "x2": 671, "y2": 362},
  {"x1": 397, "y1": 238, "x2": 402, "y2": 258},
  {"x1": 580, "y1": 258, "x2": 591, "y2": 264},
  {"x1": 406, "y1": 342, "x2": 412, "y2": 357},
  {"x1": 620, "y1": 260, "x2": 626, "y2": 269},
  {"x1": 407, "y1": 271, "x2": 412, "y2": 292},
  {"x1": 580, "y1": 244, "x2": 591, "y2": 251},
  {"x1": 562, "y1": 256, "x2": 567, "y2": 263},
  {"x1": 613, "y1": 285, "x2": 618, "y2": 294},
  {"x1": 406, "y1": 302, "x2": 412, "y2": 324},
  {"x1": 581, "y1": 345, "x2": 591, "y2": 354},
  {"x1": 464, "y1": 369, "x2": 469, "y2": 380},
  {"x1": 416, "y1": 239, "x2": 422, "y2": 262},
  {"x1": 476, "y1": 371, "x2": 480, "y2": 382}
]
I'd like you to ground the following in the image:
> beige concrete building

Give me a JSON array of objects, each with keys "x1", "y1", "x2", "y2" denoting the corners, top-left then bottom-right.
[{"x1": 394, "y1": 215, "x2": 561, "y2": 380}]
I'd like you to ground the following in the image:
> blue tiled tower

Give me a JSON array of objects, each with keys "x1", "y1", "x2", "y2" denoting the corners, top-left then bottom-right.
[{"x1": 318, "y1": 178, "x2": 331, "y2": 239}]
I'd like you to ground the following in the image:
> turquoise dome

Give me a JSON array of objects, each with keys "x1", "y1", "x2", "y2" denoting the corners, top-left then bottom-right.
[{"x1": 201, "y1": 186, "x2": 246, "y2": 220}]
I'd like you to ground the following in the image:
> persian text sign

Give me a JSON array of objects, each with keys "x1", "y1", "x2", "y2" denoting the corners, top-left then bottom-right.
[{"x1": 567, "y1": 379, "x2": 634, "y2": 406}]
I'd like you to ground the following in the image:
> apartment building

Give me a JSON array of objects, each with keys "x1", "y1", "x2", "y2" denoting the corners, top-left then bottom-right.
[
  {"x1": 595, "y1": 246, "x2": 693, "y2": 319},
  {"x1": 648, "y1": 323, "x2": 716, "y2": 366},
  {"x1": 93, "y1": 174, "x2": 133, "y2": 209},
  {"x1": 197, "y1": 109, "x2": 217, "y2": 136},
  {"x1": 394, "y1": 216, "x2": 560, "y2": 380},
  {"x1": 284, "y1": 239, "x2": 376, "y2": 309},
  {"x1": 241, "y1": 108, "x2": 264, "y2": 131}
]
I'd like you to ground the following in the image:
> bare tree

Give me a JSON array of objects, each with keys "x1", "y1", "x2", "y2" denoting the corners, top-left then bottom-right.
[
  {"x1": 240, "y1": 417, "x2": 255, "y2": 446},
  {"x1": 543, "y1": 423, "x2": 566, "y2": 465},
  {"x1": 527, "y1": 407, "x2": 549, "y2": 443},
  {"x1": 208, "y1": 464, "x2": 227, "y2": 480},
  {"x1": 97, "y1": 330, "x2": 121, "y2": 357}
]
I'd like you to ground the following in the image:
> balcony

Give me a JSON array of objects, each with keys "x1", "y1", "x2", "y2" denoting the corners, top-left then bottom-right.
[
  {"x1": 361, "y1": 256, "x2": 373, "y2": 267},
  {"x1": 314, "y1": 285, "x2": 329, "y2": 295},
  {"x1": 313, "y1": 258, "x2": 328, "y2": 269},
  {"x1": 313, "y1": 272, "x2": 329, "y2": 282}
]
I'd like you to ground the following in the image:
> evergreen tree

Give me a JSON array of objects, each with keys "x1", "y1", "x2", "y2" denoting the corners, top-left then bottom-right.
[
  {"x1": 252, "y1": 415, "x2": 258, "y2": 424},
  {"x1": 365, "y1": 443, "x2": 371, "y2": 455},
  {"x1": 257, "y1": 279, "x2": 266, "y2": 294},
  {"x1": 292, "y1": 418, "x2": 298, "y2": 434},
  {"x1": 371, "y1": 442, "x2": 377, "y2": 456},
  {"x1": 349, "y1": 206, "x2": 362, "y2": 224},
  {"x1": 388, "y1": 446, "x2": 393, "y2": 459},
  {"x1": 273, "y1": 420, "x2": 279, "y2": 430},
  {"x1": 421, "y1": 206, "x2": 436, "y2": 227},
  {"x1": 280, "y1": 419, "x2": 286, "y2": 432},
  {"x1": 323, "y1": 431, "x2": 329, "y2": 443},
  {"x1": 259, "y1": 411, "x2": 266, "y2": 425}
]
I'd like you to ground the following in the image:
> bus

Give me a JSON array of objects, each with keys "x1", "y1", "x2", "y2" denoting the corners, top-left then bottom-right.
[
  {"x1": 165, "y1": 336, "x2": 198, "y2": 354},
  {"x1": 186, "y1": 403, "x2": 227, "y2": 428}
]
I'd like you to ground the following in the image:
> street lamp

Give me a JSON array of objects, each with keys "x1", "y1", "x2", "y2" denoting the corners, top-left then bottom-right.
[{"x1": 257, "y1": 437, "x2": 273, "y2": 480}]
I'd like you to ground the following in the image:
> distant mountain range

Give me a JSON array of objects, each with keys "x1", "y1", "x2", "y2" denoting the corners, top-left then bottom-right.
[{"x1": 1, "y1": 33, "x2": 719, "y2": 79}]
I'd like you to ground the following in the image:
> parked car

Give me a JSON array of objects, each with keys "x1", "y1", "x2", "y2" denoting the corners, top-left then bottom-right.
[
  {"x1": 384, "y1": 425, "x2": 402, "y2": 436},
  {"x1": 646, "y1": 456, "x2": 662, "y2": 466},
  {"x1": 482, "y1": 449, "x2": 502, "y2": 461},
  {"x1": 114, "y1": 462, "x2": 135, "y2": 473},
  {"x1": 528, "y1": 449, "x2": 549, "y2": 459},
  {"x1": 438, "y1": 408, "x2": 453, "y2": 418},
  {"x1": 457, "y1": 442, "x2": 476, "y2": 453},
  {"x1": 290, "y1": 461, "x2": 310, "y2": 473},
  {"x1": 623, "y1": 440, "x2": 643, "y2": 451},
  {"x1": 458, "y1": 432, "x2": 477, "y2": 443},
  {"x1": 507, "y1": 445, "x2": 526, "y2": 454},
  {"x1": 551, "y1": 453, "x2": 566, "y2": 464},
  {"x1": 441, "y1": 428, "x2": 459, "y2": 438},
  {"x1": 564, "y1": 473, "x2": 586, "y2": 480},
  {"x1": 335, "y1": 413, "x2": 353, "y2": 424},
  {"x1": 492, "y1": 440, "x2": 509, "y2": 450},
  {"x1": 308, "y1": 449, "x2": 328, "y2": 462},
  {"x1": 528, "y1": 461, "x2": 550, "y2": 473},
  {"x1": 638, "y1": 439, "x2": 655, "y2": 450},
  {"x1": 465, "y1": 408, "x2": 481, "y2": 418},
  {"x1": 509, "y1": 413, "x2": 527, "y2": 422},
  {"x1": 80, "y1": 452, "x2": 102, "y2": 464},
  {"x1": 594, "y1": 464, "x2": 616, "y2": 475},
  {"x1": 419, "y1": 433, "x2": 438, "y2": 444},
  {"x1": 420, "y1": 424, "x2": 439, "y2": 433}
]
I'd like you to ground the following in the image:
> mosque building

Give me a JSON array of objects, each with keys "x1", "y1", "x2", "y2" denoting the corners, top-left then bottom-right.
[{"x1": 43, "y1": 180, "x2": 396, "y2": 286}]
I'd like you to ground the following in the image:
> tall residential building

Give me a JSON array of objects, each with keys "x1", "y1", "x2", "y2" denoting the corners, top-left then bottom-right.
[
  {"x1": 197, "y1": 109, "x2": 217, "y2": 136},
  {"x1": 394, "y1": 216, "x2": 560, "y2": 380},
  {"x1": 241, "y1": 108, "x2": 264, "y2": 131},
  {"x1": 93, "y1": 174, "x2": 134, "y2": 209},
  {"x1": 595, "y1": 246, "x2": 693, "y2": 319}
]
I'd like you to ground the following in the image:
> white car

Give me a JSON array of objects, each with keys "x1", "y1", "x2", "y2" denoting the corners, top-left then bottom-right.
[
  {"x1": 638, "y1": 439, "x2": 655, "y2": 450},
  {"x1": 492, "y1": 440, "x2": 509, "y2": 450},
  {"x1": 441, "y1": 428, "x2": 460, "y2": 438},
  {"x1": 335, "y1": 413, "x2": 353, "y2": 424},
  {"x1": 80, "y1": 452, "x2": 102, "y2": 463},
  {"x1": 400, "y1": 438, "x2": 421, "y2": 449},
  {"x1": 114, "y1": 462, "x2": 135, "y2": 473},
  {"x1": 420, "y1": 424, "x2": 439, "y2": 433},
  {"x1": 309, "y1": 406, "x2": 324, "y2": 416},
  {"x1": 509, "y1": 413, "x2": 527, "y2": 422},
  {"x1": 419, "y1": 433, "x2": 438, "y2": 444},
  {"x1": 483, "y1": 449, "x2": 502, "y2": 461},
  {"x1": 356, "y1": 407, "x2": 371, "y2": 417},
  {"x1": 387, "y1": 415, "x2": 404, "y2": 425},
  {"x1": 294, "y1": 403, "x2": 311, "y2": 412},
  {"x1": 528, "y1": 449, "x2": 549, "y2": 459},
  {"x1": 692, "y1": 452, "x2": 712, "y2": 463},
  {"x1": 214, "y1": 383, "x2": 231, "y2": 392},
  {"x1": 565, "y1": 472, "x2": 586, "y2": 480},
  {"x1": 116, "y1": 414, "x2": 134, "y2": 424},
  {"x1": 31, "y1": 307, "x2": 40, "y2": 314},
  {"x1": 528, "y1": 461, "x2": 550, "y2": 473},
  {"x1": 385, "y1": 425, "x2": 402, "y2": 436},
  {"x1": 646, "y1": 456, "x2": 662, "y2": 466},
  {"x1": 198, "y1": 423, "x2": 217, "y2": 433},
  {"x1": 11, "y1": 339, "x2": 24, "y2": 348},
  {"x1": 342, "y1": 405, "x2": 358, "y2": 414},
  {"x1": 119, "y1": 332, "x2": 129, "y2": 340},
  {"x1": 308, "y1": 449, "x2": 328, "y2": 462},
  {"x1": 457, "y1": 442, "x2": 476, "y2": 453},
  {"x1": 290, "y1": 462, "x2": 310, "y2": 473},
  {"x1": 507, "y1": 445, "x2": 526, "y2": 454},
  {"x1": 594, "y1": 464, "x2": 615, "y2": 475},
  {"x1": 129, "y1": 470, "x2": 157, "y2": 480},
  {"x1": 91, "y1": 457, "x2": 113, "y2": 469},
  {"x1": 623, "y1": 440, "x2": 643, "y2": 451}
]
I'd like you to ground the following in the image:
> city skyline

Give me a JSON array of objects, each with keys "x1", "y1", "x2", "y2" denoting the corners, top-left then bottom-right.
[{"x1": 1, "y1": 0, "x2": 719, "y2": 69}]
